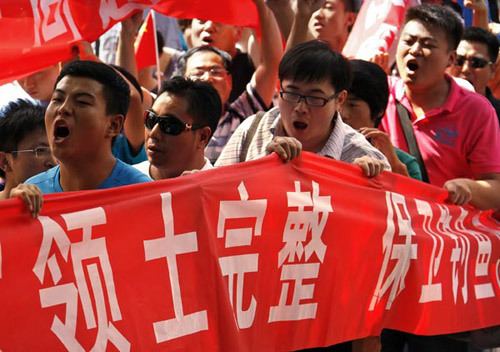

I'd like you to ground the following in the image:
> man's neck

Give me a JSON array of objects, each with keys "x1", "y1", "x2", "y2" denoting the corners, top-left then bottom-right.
[
  {"x1": 59, "y1": 154, "x2": 117, "y2": 192},
  {"x1": 405, "y1": 78, "x2": 451, "y2": 118},
  {"x1": 149, "y1": 155, "x2": 206, "y2": 180}
]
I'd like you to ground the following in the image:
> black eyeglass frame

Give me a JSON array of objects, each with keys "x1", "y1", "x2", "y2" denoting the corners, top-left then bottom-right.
[
  {"x1": 144, "y1": 110, "x2": 204, "y2": 136},
  {"x1": 279, "y1": 89, "x2": 338, "y2": 107}
]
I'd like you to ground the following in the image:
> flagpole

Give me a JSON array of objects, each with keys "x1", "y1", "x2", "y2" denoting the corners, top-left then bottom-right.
[{"x1": 151, "y1": 10, "x2": 161, "y2": 93}]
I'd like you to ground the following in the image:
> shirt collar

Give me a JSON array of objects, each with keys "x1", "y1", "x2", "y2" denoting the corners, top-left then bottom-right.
[{"x1": 272, "y1": 111, "x2": 346, "y2": 160}]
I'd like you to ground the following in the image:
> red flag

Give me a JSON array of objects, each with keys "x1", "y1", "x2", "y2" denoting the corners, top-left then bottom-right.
[
  {"x1": 0, "y1": 0, "x2": 259, "y2": 85},
  {"x1": 134, "y1": 11, "x2": 157, "y2": 71},
  {"x1": 342, "y1": 0, "x2": 420, "y2": 63}
]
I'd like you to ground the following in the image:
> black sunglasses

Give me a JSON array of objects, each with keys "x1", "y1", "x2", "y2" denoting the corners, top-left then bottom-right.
[
  {"x1": 144, "y1": 110, "x2": 203, "y2": 135},
  {"x1": 455, "y1": 55, "x2": 492, "y2": 69}
]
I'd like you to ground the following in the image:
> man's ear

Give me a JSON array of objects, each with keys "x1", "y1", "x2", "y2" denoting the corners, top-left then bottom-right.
[
  {"x1": 335, "y1": 90, "x2": 348, "y2": 109},
  {"x1": 197, "y1": 126, "x2": 212, "y2": 149},
  {"x1": 0, "y1": 152, "x2": 12, "y2": 173},
  {"x1": 346, "y1": 12, "x2": 357, "y2": 28},
  {"x1": 106, "y1": 114, "x2": 124, "y2": 138},
  {"x1": 234, "y1": 26, "x2": 243, "y2": 44},
  {"x1": 447, "y1": 50, "x2": 457, "y2": 69}
]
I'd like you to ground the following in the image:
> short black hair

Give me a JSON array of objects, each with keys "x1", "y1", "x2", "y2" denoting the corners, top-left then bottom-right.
[
  {"x1": 0, "y1": 100, "x2": 46, "y2": 178},
  {"x1": 279, "y1": 40, "x2": 352, "y2": 93},
  {"x1": 462, "y1": 26, "x2": 500, "y2": 63},
  {"x1": 158, "y1": 77, "x2": 222, "y2": 138},
  {"x1": 404, "y1": 4, "x2": 464, "y2": 50},
  {"x1": 175, "y1": 46, "x2": 232, "y2": 77},
  {"x1": 56, "y1": 60, "x2": 130, "y2": 116},
  {"x1": 349, "y1": 60, "x2": 389, "y2": 127},
  {"x1": 111, "y1": 64, "x2": 143, "y2": 102}
]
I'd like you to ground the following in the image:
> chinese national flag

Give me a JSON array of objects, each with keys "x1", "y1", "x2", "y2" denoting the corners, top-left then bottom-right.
[{"x1": 134, "y1": 11, "x2": 157, "y2": 71}]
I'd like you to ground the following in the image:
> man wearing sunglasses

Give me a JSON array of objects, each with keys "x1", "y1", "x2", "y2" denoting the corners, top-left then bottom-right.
[
  {"x1": 448, "y1": 26, "x2": 500, "y2": 123},
  {"x1": 0, "y1": 100, "x2": 57, "y2": 200},
  {"x1": 215, "y1": 40, "x2": 390, "y2": 178},
  {"x1": 134, "y1": 77, "x2": 221, "y2": 179}
]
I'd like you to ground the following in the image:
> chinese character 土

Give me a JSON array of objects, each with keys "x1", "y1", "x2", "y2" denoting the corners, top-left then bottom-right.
[{"x1": 143, "y1": 192, "x2": 208, "y2": 343}]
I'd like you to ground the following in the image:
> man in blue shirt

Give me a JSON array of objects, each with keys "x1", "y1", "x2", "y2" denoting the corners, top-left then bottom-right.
[{"x1": 13, "y1": 60, "x2": 151, "y2": 216}]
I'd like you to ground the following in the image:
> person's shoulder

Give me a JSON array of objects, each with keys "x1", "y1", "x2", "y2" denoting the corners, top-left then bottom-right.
[
  {"x1": 113, "y1": 159, "x2": 152, "y2": 185},
  {"x1": 395, "y1": 147, "x2": 417, "y2": 163},
  {"x1": 24, "y1": 165, "x2": 60, "y2": 194},
  {"x1": 25, "y1": 166, "x2": 59, "y2": 184}
]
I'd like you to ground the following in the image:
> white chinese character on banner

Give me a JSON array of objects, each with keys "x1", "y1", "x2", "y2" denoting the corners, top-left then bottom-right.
[
  {"x1": 370, "y1": 191, "x2": 417, "y2": 311},
  {"x1": 217, "y1": 182, "x2": 267, "y2": 329},
  {"x1": 98, "y1": 0, "x2": 158, "y2": 29},
  {"x1": 457, "y1": 210, "x2": 495, "y2": 300},
  {"x1": 143, "y1": 192, "x2": 208, "y2": 343},
  {"x1": 33, "y1": 208, "x2": 130, "y2": 352},
  {"x1": 436, "y1": 205, "x2": 471, "y2": 304},
  {"x1": 30, "y1": 0, "x2": 82, "y2": 46},
  {"x1": 269, "y1": 181, "x2": 332, "y2": 322},
  {"x1": 416, "y1": 199, "x2": 444, "y2": 303}
]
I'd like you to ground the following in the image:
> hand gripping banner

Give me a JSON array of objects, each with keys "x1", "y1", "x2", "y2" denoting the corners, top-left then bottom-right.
[{"x1": 1, "y1": 153, "x2": 500, "y2": 351}]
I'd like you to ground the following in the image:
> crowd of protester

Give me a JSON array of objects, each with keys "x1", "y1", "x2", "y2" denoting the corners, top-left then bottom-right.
[{"x1": 1, "y1": 0, "x2": 500, "y2": 350}]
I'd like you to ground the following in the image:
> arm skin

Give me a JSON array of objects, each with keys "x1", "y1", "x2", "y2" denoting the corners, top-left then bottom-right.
[
  {"x1": 465, "y1": 0, "x2": 489, "y2": 30},
  {"x1": 444, "y1": 173, "x2": 500, "y2": 210},
  {"x1": 251, "y1": 0, "x2": 284, "y2": 107},
  {"x1": 116, "y1": 11, "x2": 143, "y2": 78},
  {"x1": 285, "y1": 0, "x2": 323, "y2": 51},
  {"x1": 265, "y1": 0, "x2": 295, "y2": 41}
]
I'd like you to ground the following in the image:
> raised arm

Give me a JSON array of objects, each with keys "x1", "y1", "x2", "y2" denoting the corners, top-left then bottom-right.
[
  {"x1": 286, "y1": 0, "x2": 323, "y2": 51},
  {"x1": 465, "y1": 0, "x2": 490, "y2": 30},
  {"x1": 116, "y1": 11, "x2": 143, "y2": 78},
  {"x1": 251, "y1": 0, "x2": 284, "y2": 107},
  {"x1": 265, "y1": 0, "x2": 295, "y2": 41}
]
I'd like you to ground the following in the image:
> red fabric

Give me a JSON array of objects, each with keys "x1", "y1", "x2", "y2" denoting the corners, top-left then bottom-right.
[
  {"x1": 343, "y1": 0, "x2": 420, "y2": 61},
  {"x1": 1, "y1": 153, "x2": 500, "y2": 351},
  {"x1": 134, "y1": 11, "x2": 156, "y2": 70},
  {"x1": 0, "y1": 0, "x2": 259, "y2": 85}
]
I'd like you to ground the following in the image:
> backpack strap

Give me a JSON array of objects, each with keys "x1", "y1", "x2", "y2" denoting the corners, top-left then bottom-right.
[
  {"x1": 239, "y1": 111, "x2": 266, "y2": 163},
  {"x1": 396, "y1": 102, "x2": 430, "y2": 183}
]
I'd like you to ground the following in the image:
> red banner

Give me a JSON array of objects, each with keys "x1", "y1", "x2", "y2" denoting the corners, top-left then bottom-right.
[
  {"x1": 0, "y1": 0, "x2": 259, "y2": 85},
  {"x1": 343, "y1": 0, "x2": 420, "y2": 62},
  {"x1": 1, "y1": 153, "x2": 500, "y2": 351}
]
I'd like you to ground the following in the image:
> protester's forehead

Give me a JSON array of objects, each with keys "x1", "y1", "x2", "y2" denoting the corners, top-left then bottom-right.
[
  {"x1": 18, "y1": 127, "x2": 48, "y2": 149},
  {"x1": 281, "y1": 78, "x2": 335, "y2": 94},
  {"x1": 457, "y1": 40, "x2": 489, "y2": 58},
  {"x1": 153, "y1": 92, "x2": 189, "y2": 116},
  {"x1": 186, "y1": 51, "x2": 224, "y2": 69},
  {"x1": 55, "y1": 75, "x2": 105, "y2": 96},
  {"x1": 401, "y1": 20, "x2": 447, "y2": 42}
]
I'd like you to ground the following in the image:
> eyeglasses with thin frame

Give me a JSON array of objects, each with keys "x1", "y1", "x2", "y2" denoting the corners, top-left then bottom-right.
[
  {"x1": 279, "y1": 90, "x2": 338, "y2": 107},
  {"x1": 187, "y1": 67, "x2": 228, "y2": 80},
  {"x1": 454, "y1": 55, "x2": 492, "y2": 69},
  {"x1": 8, "y1": 146, "x2": 52, "y2": 158},
  {"x1": 144, "y1": 110, "x2": 204, "y2": 136}
]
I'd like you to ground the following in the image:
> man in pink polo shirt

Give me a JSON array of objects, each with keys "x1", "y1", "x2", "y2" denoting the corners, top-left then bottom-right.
[{"x1": 381, "y1": 4, "x2": 500, "y2": 210}]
